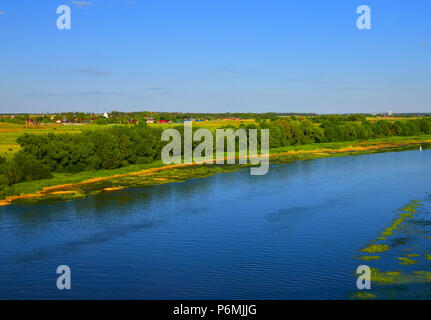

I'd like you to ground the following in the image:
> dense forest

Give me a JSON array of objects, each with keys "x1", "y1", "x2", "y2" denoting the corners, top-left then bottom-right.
[{"x1": 2, "y1": 115, "x2": 431, "y2": 189}]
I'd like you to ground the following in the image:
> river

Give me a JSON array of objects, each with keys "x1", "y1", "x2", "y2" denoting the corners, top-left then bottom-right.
[{"x1": 1, "y1": 147, "x2": 431, "y2": 299}]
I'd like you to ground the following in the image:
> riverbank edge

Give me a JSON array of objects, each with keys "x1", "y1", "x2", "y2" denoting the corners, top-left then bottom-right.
[{"x1": 1, "y1": 136, "x2": 430, "y2": 206}]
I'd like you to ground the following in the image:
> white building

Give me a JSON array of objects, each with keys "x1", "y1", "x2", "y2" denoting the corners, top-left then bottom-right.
[{"x1": 103, "y1": 112, "x2": 109, "y2": 119}]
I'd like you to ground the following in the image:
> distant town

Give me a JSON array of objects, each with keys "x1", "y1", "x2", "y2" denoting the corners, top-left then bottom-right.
[{"x1": 0, "y1": 111, "x2": 428, "y2": 127}]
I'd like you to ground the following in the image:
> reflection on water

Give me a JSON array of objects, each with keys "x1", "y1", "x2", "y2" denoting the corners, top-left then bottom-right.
[{"x1": 1, "y1": 149, "x2": 431, "y2": 299}]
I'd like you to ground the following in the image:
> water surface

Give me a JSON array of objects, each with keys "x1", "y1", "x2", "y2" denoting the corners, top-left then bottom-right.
[{"x1": 1, "y1": 148, "x2": 431, "y2": 299}]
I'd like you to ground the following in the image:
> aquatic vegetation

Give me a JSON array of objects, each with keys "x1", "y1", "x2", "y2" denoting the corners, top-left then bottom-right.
[
  {"x1": 351, "y1": 199, "x2": 431, "y2": 298},
  {"x1": 370, "y1": 268, "x2": 431, "y2": 285},
  {"x1": 370, "y1": 268, "x2": 403, "y2": 284},
  {"x1": 360, "y1": 255, "x2": 381, "y2": 261},
  {"x1": 380, "y1": 207, "x2": 418, "y2": 237},
  {"x1": 412, "y1": 271, "x2": 431, "y2": 281},
  {"x1": 352, "y1": 291, "x2": 376, "y2": 299},
  {"x1": 361, "y1": 244, "x2": 389, "y2": 253},
  {"x1": 397, "y1": 257, "x2": 418, "y2": 265},
  {"x1": 358, "y1": 201, "x2": 421, "y2": 257},
  {"x1": 7, "y1": 164, "x2": 244, "y2": 205}
]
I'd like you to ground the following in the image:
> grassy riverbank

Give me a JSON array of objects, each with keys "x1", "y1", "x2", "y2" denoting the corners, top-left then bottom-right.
[{"x1": 1, "y1": 135, "x2": 431, "y2": 206}]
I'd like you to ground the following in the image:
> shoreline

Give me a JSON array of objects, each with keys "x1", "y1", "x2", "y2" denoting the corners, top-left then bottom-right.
[{"x1": 1, "y1": 137, "x2": 430, "y2": 207}]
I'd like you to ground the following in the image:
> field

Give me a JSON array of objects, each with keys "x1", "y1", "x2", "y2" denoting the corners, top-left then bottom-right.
[
  {"x1": 366, "y1": 117, "x2": 419, "y2": 122},
  {"x1": 0, "y1": 120, "x2": 256, "y2": 159},
  {"x1": 0, "y1": 123, "x2": 94, "y2": 159},
  {"x1": 148, "y1": 119, "x2": 257, "y2": 130}
]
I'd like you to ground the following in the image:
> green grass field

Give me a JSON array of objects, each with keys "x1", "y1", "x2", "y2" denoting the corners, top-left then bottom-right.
[
  {"x1": 0, "y1": 123, "x2": 86, "y2": 158},
  {"x1": 0, "y1": 123, "x2": 101, "y2": 159},
  {"x1": 366, "y1": 117, "x2": 419, "y2": 122},
  {"x1": 147, "y1": 119, "x2": 257, "y2": 133},
  {"x1": 0, "y1": 120, "x2": 256, "y2": 158}
]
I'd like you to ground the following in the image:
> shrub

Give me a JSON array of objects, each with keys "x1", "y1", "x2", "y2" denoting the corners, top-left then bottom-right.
[{"x1": 3, "y1": 152, "x2": 52, "y2": 185}]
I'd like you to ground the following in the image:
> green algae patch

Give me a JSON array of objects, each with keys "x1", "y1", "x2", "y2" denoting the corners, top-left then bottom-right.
[
  {"x1": 352, "y1": 291, "x2": 376, "y2": 300},
  {"x1": 397, "y1": 257, "x2": 418, "y2": 265},
  {"x1": 361, "y1": 244, "x2": 389, "y2": 253},
  {"x1": 412, "y1": 271, "x2": 431, "y2": 281},
  {"x1": 370, "y1": 268, "x2": 403, "y2": 284},
  {"x1": 381, "y1": 229, "x2": 393, "y2": 237},
  {"x1": 351, "y1": 199, "x2": 431, "y2": 298},
  {"x1": 368, "y1": 268, "x2": 431, "y2": 287},
  {"x1": 360, "y1": 255, "x2": 381, "y2": 261},
  {"x1": 373, "y1": 201, "x2": 422, "y2": 242},
  {"x1": 381, "y1": 209, "x2": 416, "y2": 237},
  {"x1": 12, "y1": 189, "x2": 87, "y2": 205},
  {"x1": 369, "y1": 268, "x2": 431, "y2": 285}
]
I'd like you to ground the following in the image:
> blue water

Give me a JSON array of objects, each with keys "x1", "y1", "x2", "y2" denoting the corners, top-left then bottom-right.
[{"x1": 1, "y1": 149, "x2": 431, "y2": 299}]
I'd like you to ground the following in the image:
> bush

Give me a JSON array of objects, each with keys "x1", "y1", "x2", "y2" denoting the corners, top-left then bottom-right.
[
  {"x1": 3, "y1": 152, "x2": 52, "y2": 185},
  {"x1": 15, "y1": 124, "x2": 164, "y2": 175}
]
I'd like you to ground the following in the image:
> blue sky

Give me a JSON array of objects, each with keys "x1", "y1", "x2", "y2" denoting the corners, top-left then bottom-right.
[{"x1": 0, "y1": 0, "x2": 430, "y2": 114}]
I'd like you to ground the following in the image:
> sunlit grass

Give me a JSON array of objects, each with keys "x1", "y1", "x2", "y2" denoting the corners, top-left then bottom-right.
[{"x1": 0, "y1": 120, "x2": 258, "y2": 157}]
